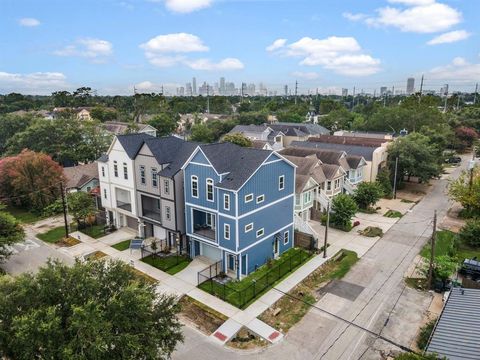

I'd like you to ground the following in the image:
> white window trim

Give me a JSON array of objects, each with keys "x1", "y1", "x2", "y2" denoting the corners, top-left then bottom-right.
[
  {"x1": 224, "y1": 223, "x2": 230, "y2": 240},
  {"x1": 113, "y1": 161, "x2": 118, "y2": 177},
  {"x1": 206, "y1": 178, "x2": 214, "y2": 202},
  {"x1": 224, "y1": 194, "x2": 230, "y2": 211},
  {"x1": 279, "y1": 175, "x2": 285, "y2": 190},
  {"x1": 245, "y1": 193, "x2": 253, "y2": 203},
  {"x1": 245, "y1": 223, "x2": 253, "y2": 233},
  {"x1": 256, "y1": 194, "x2": 265, "y2": 204},
  {"x1": 151, "y1": 168, "x2": 158, "y2": 188},
  {"x1": 284, "y1": 231, "x2": 289, "y2": 245},
  {"x1": 191, "y1": 175, "x2": 199, "y2": 198},
  {"x1": 256, "y1": 228, "x2": 264, "y2": 238}
]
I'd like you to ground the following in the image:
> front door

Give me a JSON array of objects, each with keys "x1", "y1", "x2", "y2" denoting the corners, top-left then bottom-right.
[
  {"x1": 194, "y1": 241, "x2": 200, "y2": 257},
  {"x1": 273, "y1": 238, "x2": 279, "y2": 258},
  {"x1": 228, "y1": 254, "x2": 236, "y2": 272}
]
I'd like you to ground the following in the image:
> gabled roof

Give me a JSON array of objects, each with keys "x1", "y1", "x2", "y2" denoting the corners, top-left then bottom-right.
[
  {"x1": 230, "y1": 124, "x2": 271, "y2": 134},
  {"x1": 283, "y1": 155, "x2": 326, "y2": 193},
  {"x1": 198, "y1": 142, "x2": 273, "y2": 190},
  {"x1": 97, "y1": 154, "x2": 108, "y2": 163},
  {"x1": 63, "y1": 163, "x2": 99, "y2": 189},
  {"x1": 104, "y1": 121, "x2": 157, "y2": 136},
  {"x1": 346, "y1": 155, "x2": 366, "y2": 169},
  {"x1": 290, "y1": 140, "x2": 377, "y2": 161},
  {"x1": 279, "y1": 147, "x2": 350, "y2": 170},
  {"x1": 269, "y1": 122, "x2": 329, "y2": 136},
  {"x1": 251, "y1": 140, "x2": 270, "y2": 149},
  {"x1": 427, "y1": 288, "x2": 480, "y2": 360},
  {"x1": 116, "y1": 133, "x2": 155, "y2": 159},
  {"x1": 321, "y1": 163, "x2": 344, "y2": 180}
]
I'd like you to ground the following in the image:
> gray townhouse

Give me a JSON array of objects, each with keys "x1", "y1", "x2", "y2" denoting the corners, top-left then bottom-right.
[{"x1": 134, "y1": 136, "x2": 198, "y2": 250}]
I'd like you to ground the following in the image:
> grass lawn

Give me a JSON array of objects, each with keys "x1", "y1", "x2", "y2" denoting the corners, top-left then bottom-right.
[
  {"x1": 384, "y1": 210, "x2": 403, "y2": 218},
  {"x1": 141, "y1": 254, "x2": 192, "y2": 275},
  {"x1": 199, "y1": 248, "x2": 313, "y2": 309},
  {"x1": 4, "y1": 205, "x2": 45, "y2": 224},
  {"x1": 111, "y1": 239, "x2": 131, "y2": 251},
  {"x1": 76, "y1": 224, "x2": 106, "y2": 239},
  {"x1": 420, "y1": 230, "x2": 480, "y2": 263},
  {"x1": 259, "y1": 250, "x2": 358, "y2": 333},
  {"x1": 37, "y1": 226, "x2": 67, "y2": 243}
]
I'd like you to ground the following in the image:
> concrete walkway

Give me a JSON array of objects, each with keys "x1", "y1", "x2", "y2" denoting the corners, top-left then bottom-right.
[{"x1": 64, "y1": 227, "x2": 332, "y2": 346}]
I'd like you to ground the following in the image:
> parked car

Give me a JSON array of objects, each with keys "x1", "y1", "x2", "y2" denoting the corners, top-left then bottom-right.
[
  {"x1": 444, "y1": 156, "x2": 461, "y2": 164},
  {"x1": 459, "y1": 258, "x2": 480, "y2": 280}
]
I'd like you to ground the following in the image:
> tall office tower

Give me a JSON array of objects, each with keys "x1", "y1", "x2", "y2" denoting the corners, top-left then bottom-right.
[
  {"x1": 226, "y1": 82, "x2": 235, "y2": 95},
  {"x1": 406, "y1": 77, "x2": 415, "y2": 95},
  {"x1": 247, "y1": 83, "x2": 256, "y2": 96},
  {"x1": 176, "y1": 87, "x2": 185, "y2": 96},
  {"x1": 192, "y1": 77, "x2": 197, "y2": 96},
  {"x1": 440, "y1": 84, "x2": 449, "y2": 96},
  {"x1": 219, "y1": 77, "x2": 225, "y2": 95},
  {"x1": 342, "y1": 88, "x2": 348, "y2": 97},
  {"x1": 380, "y1": 86, "x2": 387, "y2": 96},
  {"x1": 185, "y1": 83, "x2": 192, "y2": 96},
  {"x1": 284, "y1": 85, "x2": 288, "y2": 96}
]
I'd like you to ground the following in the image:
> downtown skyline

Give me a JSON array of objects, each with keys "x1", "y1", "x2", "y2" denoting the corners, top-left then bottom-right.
[{"x1": 1, "y1": 0, "x2": 479, "y2": 95}]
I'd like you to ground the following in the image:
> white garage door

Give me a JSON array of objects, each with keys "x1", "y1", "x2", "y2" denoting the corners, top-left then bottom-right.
[{"x1": 201, "y1": 243, "x2": 222, "y2": 261}]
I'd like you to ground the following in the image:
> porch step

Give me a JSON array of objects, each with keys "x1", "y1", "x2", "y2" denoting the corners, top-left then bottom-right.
[
  {"x1": 210, "y1": 318, "x2": 242, "y2": 344},
  {"x1": 246, "y1": 318, "x2": 284, "y2": 343}
]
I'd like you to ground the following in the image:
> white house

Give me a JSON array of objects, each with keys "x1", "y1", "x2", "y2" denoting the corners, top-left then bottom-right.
[{"x1": 98, "y1": 133, "x2": 154, "y2": 234}]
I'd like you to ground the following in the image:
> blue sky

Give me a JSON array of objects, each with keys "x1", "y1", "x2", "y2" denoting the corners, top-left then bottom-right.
[{"x1": 1, "y1": 0, "x2": 479, "y2": 95}]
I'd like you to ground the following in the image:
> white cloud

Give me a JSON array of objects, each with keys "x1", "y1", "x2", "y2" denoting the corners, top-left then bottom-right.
[
  {"x1": 0, "y1": 71, "x2": 69, "y2": 94},
  {"x1": 266, "y1": 39, "x2": 287, "y2": 52},
  {"x1": 164, "y1": 0, "x2": 213, "y2": 13},
  {"x1": 141, "y1": 33, "x2": 243, "y2": 71},
  {"x1": 347, "y1": 1, "x2": 462, "y2": 34},
  {"x1": 18, "y1": 17, "x2": 40, "y2": 27},
  {"x1": 184, "y1": 58, "x2": 244, "y2": 71},
  {"x1": 342, "y1": 12, "x2": 367, "y2": 21},
  {"x1": 140, "y1": 33, "x2": 209, "y2": 53},
  {"x1": 428, "y1": 57, "x2": 480, "y2": 82},
  {"x1": 427, "y1": 30, "x2": 471, "y2": 45},
  {"x1": 272, "y1": 36, "x2": 381, "y2": 76},
  {"x1": 54, "y1": 38, "x2": 113, "y2": 62},
  {"x1": 291, "y1": 71, "x2": 319, "y2": 80}
]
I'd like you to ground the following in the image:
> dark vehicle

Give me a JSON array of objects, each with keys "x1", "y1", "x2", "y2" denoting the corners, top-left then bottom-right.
[
  {"x1": 445, "y1": 156, "x2": 462, "y2": 164},
  {"x1": 459, "y1": 258, "x2": 480, "y2": 280},
  {"x1": 433, "y1": 279, "x2": 452, "y2": 293}
]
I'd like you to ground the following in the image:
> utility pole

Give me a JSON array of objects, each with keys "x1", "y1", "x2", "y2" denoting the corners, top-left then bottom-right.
[
  {"x1": 443, "y1": 84, "x2": 449, "y2": 113},
  {"x1": 59, "y1": 183, "x2": 69, "y2": 239},
  {"x1": 393, "y1": 156, "x2": 399, "y2": 199},
  {"x1": 428, "y1": 210, "x2": 437, "y2": 290},
  {"x1": 294, "y1": 80, "x2": 298, "y2": 105},
  {"x1": 474, "y1": 83, "x2": 478, "y2": 105},
  {"x1": 352, "y1": 86, "x2": 356, "y2": 109},
  {"x1": 469, "y1": 152, "x2": 476, "y2": 191},
  {"x1": 419, "y1": 74, "x2": 424, "y2": 103},
  {"x1": 323, "y1": 201, "x2": 330, "y2": 258}
]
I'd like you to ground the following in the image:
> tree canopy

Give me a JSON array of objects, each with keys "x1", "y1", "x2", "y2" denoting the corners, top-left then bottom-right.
[
  {"x1": 222, "y1": 133, "x2": 252, "y2": 147},
  {"x1": 0, "y1": 259, "x2": 183, "y2": 359},
  {"x1": 0, "y1": 206, "x2": 25, "y2": 262}
]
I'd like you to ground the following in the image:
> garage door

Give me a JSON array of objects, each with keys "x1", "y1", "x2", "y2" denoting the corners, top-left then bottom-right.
[
  {"x1": 201, "y1": 243, "x2": 222, "y2": 261},
  {"x1": 126, "y1": 216, "x2": 138, "y2": 230}
]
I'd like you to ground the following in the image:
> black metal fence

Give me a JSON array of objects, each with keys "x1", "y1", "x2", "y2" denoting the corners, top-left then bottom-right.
[
  {"x1": 197, "y1": 260, "x2": 223, "y2": 285},
  {"x1": 140, "y1": 240, "x2": 189, "y2": 273},
  {"x1": 198, "y1": 249, "x2": 311, "y2": 309}
]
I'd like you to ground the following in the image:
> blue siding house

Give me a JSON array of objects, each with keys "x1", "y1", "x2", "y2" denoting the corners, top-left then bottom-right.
[{"x1": 182, "y1": 142, "x2": 296, "y2": 279}]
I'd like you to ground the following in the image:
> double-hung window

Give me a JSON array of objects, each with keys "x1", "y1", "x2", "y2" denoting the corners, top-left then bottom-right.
[
  {"x1": 284, "y1": 231, "x2": 289, "y2": 245},
  {"x1": 191, "y1": 176, "x2": 198, "y2": 198},
  {"x1": 279, "y1": 175, "x2": 285, "y2": 190},
  {"x1": 164, "y1": 179, "x2": 170, "y2": 195},
  {"x1": 165, "y1": 206, "x2": 171, "y2": 221},
  {"x1": 113, "y1": 161, "x2": 118, "y2": 177},
  {"x1": 224, "y1": 194, "x2": 230, "y2": 210},
  {"x1": 123, "y1": 163, "x2": 128, "y2": 180},
  {"x1": 101, "y1": 166, "x2": 105, "y2": 177},
  {"x1": 224, "y1": 224, "x2": 230, "y2": 240},
  {"x1": 140, "y1": 166, "x2": 146, "y2": 185},
  {"x1": 151, "y1": 168, "x2": 158, "y2": 188},
  {"x1": 206, "y1": 178, "x2": 214, "y2": 201}
]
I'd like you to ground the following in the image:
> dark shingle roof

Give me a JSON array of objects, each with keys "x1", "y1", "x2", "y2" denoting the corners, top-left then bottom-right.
[
  {"x1": 290, "y1": 141, "x2": 376, "y2": 161},
  {"x1": 199, "y1": 142, "x2": 272, "y2": 190},
  {"x1": 321, "y1": 163, "x2": 343, "y2": 180},
  {"x1": 309, "y1": 134, "x2": 388, "y2": 147},
  {"x1": 346, "y1": 155, "x2": 364, "y2": 169},
  {"x1": 116, "y1": 133, "x2": 155, "y2": 159},
  {"x1": 97, "y1": 154, "x2": 108, "y2": 162},
  {"x1": 427, "y1": 288, "x2": 480, "y2": 360},
  {"x1": 283, "y1": 155, "x2": 326, "y2": 193},
  {"x1": 269, "y1": 122, "x2": 329, "y2": 136}
]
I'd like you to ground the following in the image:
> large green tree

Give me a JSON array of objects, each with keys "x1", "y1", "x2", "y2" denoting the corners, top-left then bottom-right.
[
  {"x1": 330, "y1": 194, "x2": 358, "y2": 230},
  {"x1": 0, "y1": 207, "x2": 25, "y2": 262},
  {"x1": 0, "y1": 114, "x2": 36, "y2": 155},
  {"x1": 0, "y1": 259, "x2": 183, "y2": 359},
  {"x1": 448, "y1": 167, "x2": 480, "y2": 217},
  {"x1": 148, "y1": 113, "x2": 178, "y2": 137},
  {"x1": 353, "y1": 182, "x2": 383, "y2": 210},
  {"x1": 67, "y1": 192, "x2": 97, "y2": 229},
  {"x1": 222, "y1": 133, "x2": 252, "y2": 147},
  {"x1": 388, "y1": 133, "x2": 442, "y2": 184}
]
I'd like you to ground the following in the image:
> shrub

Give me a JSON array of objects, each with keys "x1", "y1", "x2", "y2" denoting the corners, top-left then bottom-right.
[
  {"x1": 458, "y1": 219, "x2": 480, "y2": 247},
  {"x1": 417, "y1": 318, "x2": 437, "y2": 350},
  {"x1": 353, "y1": 182, "x2": 384, "y2": 209},
  {"x1": 359, "y1": 226, "x2": 383, "y2": 237},
  {"x1": 384, "y1": 210, "x2": 403, "y2": 218},
  {"x1": 330, "y1": 194, "x2": 358, "y2": 230},
  {"x1": 377, "y1": 168, "x2": 393, "y2": 198}
]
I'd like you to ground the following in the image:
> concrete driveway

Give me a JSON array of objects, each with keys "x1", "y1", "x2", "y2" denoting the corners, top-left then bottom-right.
[{"x1": 175, "y1": 256, "x2": 216, "y2": 286}]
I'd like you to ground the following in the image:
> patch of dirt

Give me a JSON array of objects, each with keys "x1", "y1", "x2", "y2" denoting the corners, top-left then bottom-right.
[
  {"x1": 178, "y1": 296, "x2": 227, "y2": 335},
  {"x1": 57, "y1": 237, "x2": 81, "y2": 247},
  {"x1": 226, "y1": 327, "x2": 268, "y2": 350},
  {"x1": 440, "y1": 203, "x2": 466, "y2": 233}
]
